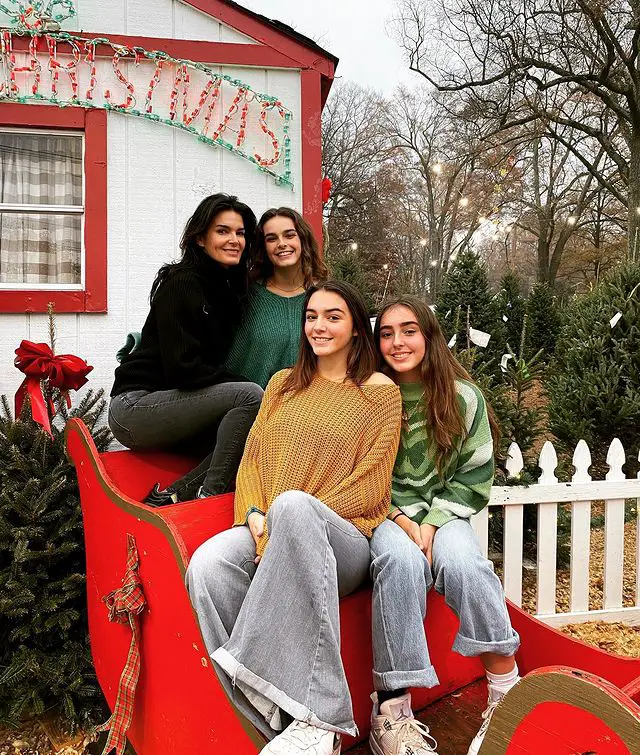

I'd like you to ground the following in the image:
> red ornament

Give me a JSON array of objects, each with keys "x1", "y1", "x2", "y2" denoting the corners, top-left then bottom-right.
[
  {"x1": 14, "y1": 340, "x2": 93, "y2": 436},
  {"x1": 321, "y1": 176, "x2": 332, "y2": 205}
]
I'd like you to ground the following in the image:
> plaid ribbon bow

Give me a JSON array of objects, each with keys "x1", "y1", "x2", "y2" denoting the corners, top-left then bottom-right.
[{"x1": 96, "y1": 534, "x2": 146, "y2": 755}]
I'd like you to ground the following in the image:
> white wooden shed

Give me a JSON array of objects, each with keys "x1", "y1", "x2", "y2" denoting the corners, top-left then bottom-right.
[{"x1": 0, "y1": 0, "x2": 336, "y2": 400}]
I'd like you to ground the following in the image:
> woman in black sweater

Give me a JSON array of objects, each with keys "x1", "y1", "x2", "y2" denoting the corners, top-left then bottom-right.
[{"x1": 109, "y1": 194, "x2": 263, "y2": 504}]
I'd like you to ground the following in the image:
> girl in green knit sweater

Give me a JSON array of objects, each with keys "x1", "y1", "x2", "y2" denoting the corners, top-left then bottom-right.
[
  {"x1": 225, "y1": 207, "x2": 327, "y2": 387},
  {"x1": 367, "y1": 296, "x2": 521, "y2": 755}
]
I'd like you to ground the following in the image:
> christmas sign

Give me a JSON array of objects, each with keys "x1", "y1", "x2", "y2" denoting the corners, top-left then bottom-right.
[{"x1": 0, "y1": 3, "x2": 294, "y2": 186}]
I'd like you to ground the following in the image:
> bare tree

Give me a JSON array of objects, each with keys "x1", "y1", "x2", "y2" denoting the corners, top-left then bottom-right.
[
  {"x1": 321, "y1": 81, "x2": 389, "y2": 254},
  {"x1": 392, "y1": 0, "x2": 640, "y2": 257},
  {"x1": 384, "y1": 88, "x2": 520, "y2": 295}
]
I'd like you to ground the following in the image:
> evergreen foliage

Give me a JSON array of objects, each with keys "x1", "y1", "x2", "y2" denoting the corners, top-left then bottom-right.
[
  {"x1": 328, "y1": 246, "x2": 375, "y2": 312},
  {"x1": 0, "y1": 390, "x2": 111, "y2": 729},
  {"x1": 525, "y1": 282, "x2": 562, "y2": 360},
  {"x1": 436, "y1": 250, "x2": 504, "y2": 367},
  {"x1": 495, "y1": 271, "x2": 526, "y2": 353},
  {"x1": 547, "y1": 262, "x2": 640, "y2": 471}
]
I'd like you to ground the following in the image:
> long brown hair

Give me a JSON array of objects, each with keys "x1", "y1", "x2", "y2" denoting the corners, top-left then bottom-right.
[
  {"x1": 279, "y1": 280, "x2": 378, "y2": 396},
  {"x1": 250, "y1": 207, "x2": 328, "y2": 288},
  {"x1": 374, "y1": 295, "x2": 501, "y2": 473}
]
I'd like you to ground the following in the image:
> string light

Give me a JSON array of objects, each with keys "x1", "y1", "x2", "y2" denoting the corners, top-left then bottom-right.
[
  {"x1": 478, "y1": 216, "x2": 487, "y2": 224},
  {"x1": 567, "y1": 216, "x2": 577, "y2": 226},
  {"x1": 459, "y1": 197, "x2": 469, "y2": 207},
  {"x1": 0, "y1": 0, "x2": 77, "y2": 30},
  {"x1": 350, "y1": 242, "x2": 358, "y2": 251},
  {"x1": 0, "y1": 24, "x2": 294, "y2": 186},
  {"x1": 431, "y1": 163, "x2": 443, "y2": 174},
  {"x1": 430, "y1": 259, "x2": 438, "y2": 267},
  {"x1": 419, "y1": 238, "x2": 427, "y2": 247}
]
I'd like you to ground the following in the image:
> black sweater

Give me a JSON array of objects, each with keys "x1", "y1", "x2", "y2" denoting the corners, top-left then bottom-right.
[{"x1": 111, "y1": 256, "x2": 245, "y2": 396}]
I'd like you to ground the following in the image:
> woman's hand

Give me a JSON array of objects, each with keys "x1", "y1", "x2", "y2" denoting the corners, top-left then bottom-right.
[
  {"x1": 419, "y1": 523, "x2": 437, "y2": 567},
  {"x1": 392, "y1": 513, "x2": 423, "y2": 549},
  {"x1": 247, "y1": 511, "x2": 265, "y2": 564}
]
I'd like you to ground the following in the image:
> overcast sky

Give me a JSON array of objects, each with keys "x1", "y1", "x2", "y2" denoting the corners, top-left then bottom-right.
[{"x1": 239, "y1": 0, "x2": 418, "y2": 94}]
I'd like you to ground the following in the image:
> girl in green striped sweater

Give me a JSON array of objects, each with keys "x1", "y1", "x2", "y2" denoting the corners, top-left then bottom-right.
[
  {"x1": 225, "y1": 207, "x2": 327, "y2": 387},
  {"x1": 367, "y1": 296, "x2": 521, "y2": 755}
]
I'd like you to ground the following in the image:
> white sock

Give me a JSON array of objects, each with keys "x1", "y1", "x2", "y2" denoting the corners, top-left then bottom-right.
[{"x1": 486, "y1": 664, "x2": 519, "y2": 702}]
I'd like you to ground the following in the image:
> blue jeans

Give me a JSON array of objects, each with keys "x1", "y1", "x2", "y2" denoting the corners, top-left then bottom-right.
[
  {"x1": 369, "y1": 518, "x2": 520, "y2": 691},
  {"x1": 108, "y1": 381, "x2": 263, "y2": 498},
  {"x1": 186, "y1": 491, "x2": 370, "y2": 739}
]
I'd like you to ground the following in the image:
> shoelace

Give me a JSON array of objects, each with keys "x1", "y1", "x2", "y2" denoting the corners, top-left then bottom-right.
[
  {"x1": 475, "y1": 699, "x2": 500, "y2": 739},
  {"x1": 389, "y1": 717, "x2": 438, "y2": 754},
  {"x1": 284, "y1": 722, "x2": 330, "y2": 747}
]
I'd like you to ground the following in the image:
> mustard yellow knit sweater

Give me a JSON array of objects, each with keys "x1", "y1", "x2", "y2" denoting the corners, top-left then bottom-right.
[{"x1": 234, "y1": 369, "x2": 402, "y2": 555}]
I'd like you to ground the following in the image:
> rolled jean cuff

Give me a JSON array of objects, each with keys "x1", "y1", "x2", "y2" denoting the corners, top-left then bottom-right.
[
  {"x1": 212, "y1": 647, "x2": 358, "y2": 738},
  {"x1": 452, "y1": 629, "x2": 521, "y2": 658},
  {"x1": 373, "y1": 666, "x2": 440, "y2": 692}
]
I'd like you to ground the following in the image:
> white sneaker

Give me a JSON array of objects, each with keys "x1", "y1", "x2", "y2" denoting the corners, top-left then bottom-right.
[
  {"x1": 369, "y1": 692, "x2": 438, "y2": 755},
  {"x1": 261, "y1": 720, "x2": 341, "y2": 755},
  {"x1": 466, "y1": 696, "x2": 501, "y2": 755}
]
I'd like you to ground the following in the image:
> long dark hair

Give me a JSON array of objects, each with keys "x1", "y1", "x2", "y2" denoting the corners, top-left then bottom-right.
[
  {"x1": 250, "y1": 207, "x2": 327, "y2": 288},
  {"x1": 150, "y1": 193, "x2": 257, "y2": 301},
  {"x1": 374, "y1": 295, "x2": 501, "y2": 472},
  {"x1": 279, "y1": 280, "x2": 378, "y2": 395}
]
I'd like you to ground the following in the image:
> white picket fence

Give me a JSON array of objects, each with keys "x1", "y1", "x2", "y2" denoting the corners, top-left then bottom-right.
[{"x1": 471, "y1": 439, "x2": 640, "y2": 627}]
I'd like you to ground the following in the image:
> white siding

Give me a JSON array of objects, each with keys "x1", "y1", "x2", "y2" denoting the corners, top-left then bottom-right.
[
  {"x1": 0, "y1": 44, "x2": 303, "y2": 404},
  {"x1": 75, "y1": 0, "x2": 258, "y2": 43}
]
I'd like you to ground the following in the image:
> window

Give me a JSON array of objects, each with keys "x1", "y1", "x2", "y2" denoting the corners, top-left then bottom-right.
[
  {"x1": 0, "y1": 105, "x2": 106, "y2": 313},
  {"x1": 0, "y1": 129, "x2": 84, "y2": 289}
]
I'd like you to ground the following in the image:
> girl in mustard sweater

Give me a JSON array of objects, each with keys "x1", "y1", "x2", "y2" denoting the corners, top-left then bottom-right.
[{"x1": 187, "y1": 280, "x2": 402, "y2": 755}]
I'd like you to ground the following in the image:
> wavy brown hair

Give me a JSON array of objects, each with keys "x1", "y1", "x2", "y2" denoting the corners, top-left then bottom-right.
[
  {"x1": 279, "y1": 280, "x2": 378, "y2": 396},
  {"x1": 374, "y1": 295, "x2": 501, "y2": 473},
  {"x1": 250, "y1": 207, "x2": 328, "y2": 288}
]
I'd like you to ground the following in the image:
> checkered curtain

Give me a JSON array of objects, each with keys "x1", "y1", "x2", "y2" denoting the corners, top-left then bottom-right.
[{"x1": 0, "y1": 131, "x2": 83, "y2": 284}]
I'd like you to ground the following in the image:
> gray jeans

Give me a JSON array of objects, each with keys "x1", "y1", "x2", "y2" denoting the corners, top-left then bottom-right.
[
  {"x1": 186, "y1": 491, "x2": 370, "y2": 739},
  {"x1": 108, "y1": 382, "x2": 263, "y2": 499},
  {"x1": 370, "y1": 518, "x2": 520, "y2": 691}
]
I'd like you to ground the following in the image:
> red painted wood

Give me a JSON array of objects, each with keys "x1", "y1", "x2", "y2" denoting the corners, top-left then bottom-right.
[
  {"x1": 507, "y1": 703, "x2": 630, "y2": 753},
  {"x1": 0, "y1": 103, "x2": 85, "y2": 128},
  {"x1": 0, "y1": 104, "x2": 108, "y2": 313},
  {"x1": 183, "y1": 0, "x2": 337, "y2": 76},
  {"x1": 300, "y1": 69, "x2": 324, "y2": 249},
  {"x1": 8, "y1": 33, "x2": 301, "y2": 69},
  {"x1": 507, "y1": 601, "x2": 640, "y2": 689}
]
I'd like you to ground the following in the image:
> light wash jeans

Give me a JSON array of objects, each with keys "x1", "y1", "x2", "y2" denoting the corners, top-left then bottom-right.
[
  {"x1": 186, "y1": 491, "x2": 370, "y2": 739},
  {"x1": 108, "y1": 381, "x2": 263, "y2": 499},
  {"x1": 369, "y1": 518, "x2": 520, "y2": 691}
]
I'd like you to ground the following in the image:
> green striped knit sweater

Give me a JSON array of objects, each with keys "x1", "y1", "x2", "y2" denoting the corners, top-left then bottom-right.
[
  {"x1": 391, "y1": 380, "x2": 494, "y2": 528},
  {"x1": 225, "y1": 283, "x2": 305, "y2": 388}
]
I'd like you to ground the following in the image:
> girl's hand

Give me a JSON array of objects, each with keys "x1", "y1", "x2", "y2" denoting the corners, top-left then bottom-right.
[
  {"x1": 247, "y1": 511, "x2": 265, "y2": 564},
  {"x1": 419, "y1": 523, "x2": 437, "y2": 567},
  {"x1": 393, "y1": 513, "x2": 423, "y2": 549}
]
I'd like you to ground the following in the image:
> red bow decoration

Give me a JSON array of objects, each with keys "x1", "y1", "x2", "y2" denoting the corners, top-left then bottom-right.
[
  {"x1": 321, "y1": 176, "x2": 332, "y2": 205},
  {"x1": 95, "y1": 534, "x2": 147, "y2": 755},
  {"x1": 14, "y1": 340, "x2": 93, "y2": 437}
]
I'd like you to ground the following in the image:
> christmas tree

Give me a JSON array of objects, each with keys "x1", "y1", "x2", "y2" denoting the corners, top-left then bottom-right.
[
  {"x1": 436, "y1": 249, "x2": 504, "y2": 369},
  {"x1": 495, "y1": 270, "x2": 526, "y2": 354},
  {"x1": 547, "y1": 262, "x2": 640, "y2": 470},
  {"x1": 0, "y1": 331, "x2": 112, "y2": 729},
  {"x1": 525, "y1": 282, "x2": 561, "y2": 361}
]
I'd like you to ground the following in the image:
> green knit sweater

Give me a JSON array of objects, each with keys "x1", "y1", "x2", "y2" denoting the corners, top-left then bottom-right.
[
  {"x1": 391, "y1": 380, "x2": 494, "y2": 528},
  {"x1": 225, "y1": 283, "x2": 305, "y2": 388}
]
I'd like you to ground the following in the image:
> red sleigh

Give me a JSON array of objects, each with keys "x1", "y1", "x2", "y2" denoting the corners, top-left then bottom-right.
[{"x1": 66, "y1": 418, "x2": 640, "y2": 754}]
